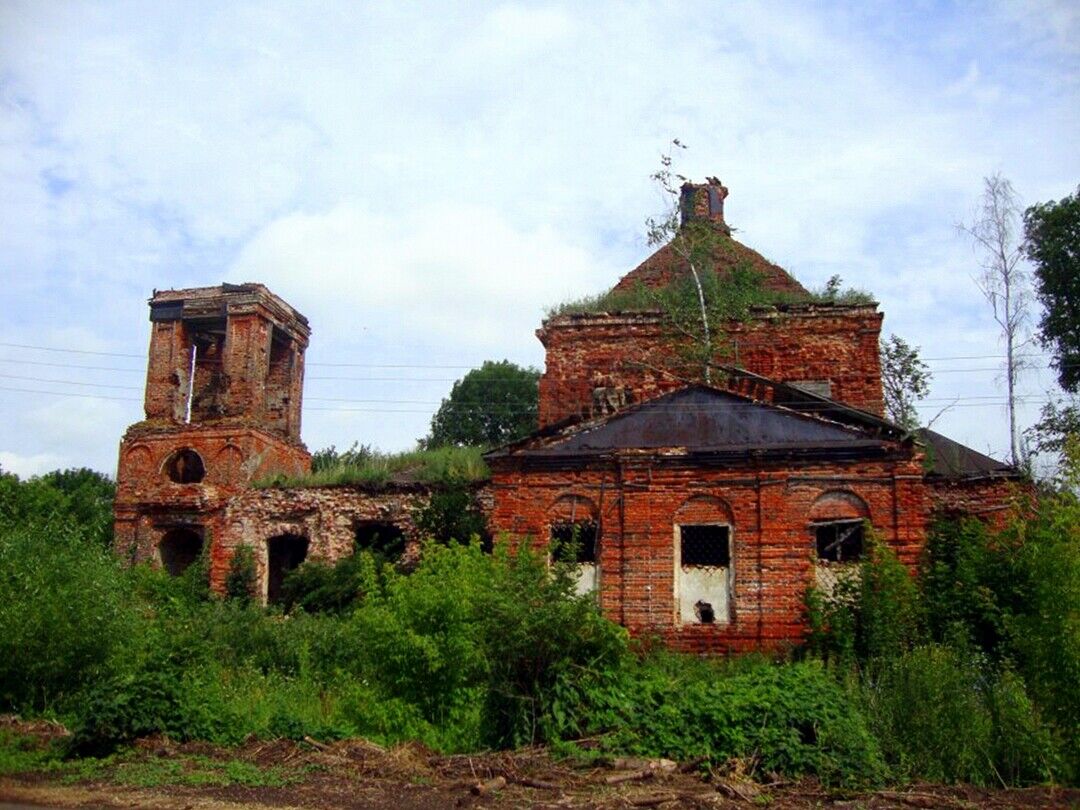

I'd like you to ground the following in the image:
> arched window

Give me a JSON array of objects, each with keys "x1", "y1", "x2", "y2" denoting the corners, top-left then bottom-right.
[
  {"x1": 548, "y1": 494, "x2": 600, "y2": 595},
  {"x1": 809, "y1": 491, "x2": 870, "y2": 563},
  {"x1": 164, "y1": 448, "x2": 205, "y2": 484},
  {"x1": 674, "y1": 495, "x2": 735, "y2": 625}
]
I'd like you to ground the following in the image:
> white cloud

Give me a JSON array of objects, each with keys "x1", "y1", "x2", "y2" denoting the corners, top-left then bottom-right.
[
  {"x1": 0, "y1": 0, "x2": 1076, "y2": 464},
  {"x1": 0, "y1": 450, "x2": 66, "y2": 478}
]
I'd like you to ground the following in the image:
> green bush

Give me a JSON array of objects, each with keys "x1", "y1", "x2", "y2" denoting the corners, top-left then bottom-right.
[
  {"x1": 591, "y1": 654, "x2": 886, "y2": 788},
  {"x1": 805, "y1": 531, "x2": 923, "y2": 668},
  {"x1": 0, "y1": 519, "x2": 135, "y2": 711},
  {"x1": 863, "y1": 644, "x2": 1056, "y2": 785},
  {"x1": 280, "y1": 553, "x2": 378, "y2": 615}
]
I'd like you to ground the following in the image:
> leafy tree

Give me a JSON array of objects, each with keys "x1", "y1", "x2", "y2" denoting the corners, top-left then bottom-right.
[
  {"x1": 645, "y1": 139, "x2": 724, "y2": 383},
  {"x1": 0, "y1": 466, "x2": 115, "y2": 546},
  {"x1": 425, "y1": 360, "x2": 540, "y2": 448},
  {"x1": 1024, "y1": 185, "x2": 1080, "y2": 393},
  {"x1": 959, "y1": 174, "x2": 1032, "y2": 466},
  {"x1": 879, "y1": 334, "x2": 932, "y2": 430}
]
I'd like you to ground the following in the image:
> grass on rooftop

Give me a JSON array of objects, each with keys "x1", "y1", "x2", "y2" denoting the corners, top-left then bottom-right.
[{"x1": 255, "y1": 445, "x2": 490, "y2": 489}]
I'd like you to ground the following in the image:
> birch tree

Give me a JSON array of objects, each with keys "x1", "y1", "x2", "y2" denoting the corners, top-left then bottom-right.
[{"x1": 959, "y1": 174, "x2": 1031, "y2": 466}]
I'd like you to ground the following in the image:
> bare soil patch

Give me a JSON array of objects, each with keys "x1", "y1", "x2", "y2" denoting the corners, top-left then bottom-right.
[{"x1": 1, "y1": 729, "x2": 1075, "y2": 809}]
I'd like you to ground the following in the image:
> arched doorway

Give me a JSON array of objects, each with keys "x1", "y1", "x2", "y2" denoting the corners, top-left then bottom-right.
[
  {"x1": 159, "y1": 528, "x2": 203, "y2": 576},
  {"x1": 267, "y1": 534, "x2": 309, "y2": 603}
]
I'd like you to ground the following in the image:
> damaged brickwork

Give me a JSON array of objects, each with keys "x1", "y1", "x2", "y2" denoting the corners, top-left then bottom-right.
[{"x1": 114, "y1": 180, "x2": 1026, "y2": 647}]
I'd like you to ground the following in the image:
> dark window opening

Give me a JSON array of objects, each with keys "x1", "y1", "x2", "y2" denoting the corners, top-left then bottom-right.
[
  {"x1": 268, "y1": 534, "x2": 309, "y2": 603},
  {"x1": 187, "y1": 319, "x2": 228, "y2": 419},
  {"x1": 551, "y1": 521, "x2": 598, "y2": 564},
  {"x1": 815, "y1": 521, "x2": 864, "y2": 563},
  {"x1": 165, "y1": 448, "x2": 206, "y2": 484},
  {"x1": 159, "y1": 528, "x2": 203, "y2": 576},
  {"x1": 355, "y1": 521, "x2": 406, "y2": 563},
  {"x1": 680, "y1": 524, "x2": 730, "y2": 568}
]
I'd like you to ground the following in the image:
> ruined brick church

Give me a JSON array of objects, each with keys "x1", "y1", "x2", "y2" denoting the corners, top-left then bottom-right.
[{"x1": 115, "y1": 179, "x2": 1022, "y2": 652}]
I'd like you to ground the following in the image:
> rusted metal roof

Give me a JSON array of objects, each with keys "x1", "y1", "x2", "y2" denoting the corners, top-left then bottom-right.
[
  {"x1": 917, "y1": 428, "x2": 1020, "y2": 480},
  {"x1": 490, "y1": 386, "x2": 893, "y2": 462}
]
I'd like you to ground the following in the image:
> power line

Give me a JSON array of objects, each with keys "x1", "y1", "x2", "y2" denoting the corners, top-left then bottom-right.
[
  {"x1": 0, "y1": 358, "x2": 144, "y2": 373},
  {"x1": 0, "y1": 373, "x2": 143, "y2": 391},
  {"x1": 0, "y1": 386, "x2": 142, "y2": 403},
  {"x1": 0, "y1": 341, "x2": 143, "y2": 358}
]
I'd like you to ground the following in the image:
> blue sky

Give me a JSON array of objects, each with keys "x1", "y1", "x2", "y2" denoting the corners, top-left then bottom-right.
[{"x1": 1, "y1": 0, "x2": 1077, "y2": 477}]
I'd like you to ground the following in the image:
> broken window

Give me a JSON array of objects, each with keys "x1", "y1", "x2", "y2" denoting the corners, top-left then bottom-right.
[
  {"x1": 267, "y1": 534, "x2": 309, "y2": 603},
  {"x1": 814, "y1": 521, "x2": 864, "y2": 563},
  {"x1": 355, "y1": 521, "x2": 406, "y2": 563},
  {"x1": 680, "y1": 524, "x2": 730, "y2": 567},
  {"x1": 186, "y1": 318, "x2": 228, "y2": 420},
  {"x1": 677, "y1": 524, "x2": 732, "y2": 625},
  {"x1": 159, "y1": 528, "x2": 203, "y2": 576},
  {"x1": 551, "y1": 521, "x2": 598, "y2": 564},
  {"x1": 165, "y1": 448, "x2": 206, "y2": 484}
]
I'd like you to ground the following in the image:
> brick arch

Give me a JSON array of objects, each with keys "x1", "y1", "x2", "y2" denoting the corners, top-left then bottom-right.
[
  {"x1": 809, "y1": 490, "x2": 871, "y2": 523},
  {"x1": 121, "y1": 444, "x2": 153, "y2": 479},
  {"x1": 211, "y1": 444, "x2": 244, "y2": 484},
  {"x1": 548, "y1": 493, "x2": 598, "y2": 523},
  {"x1": 674, "y1": 493, "x2": 734, "y2": 526}
]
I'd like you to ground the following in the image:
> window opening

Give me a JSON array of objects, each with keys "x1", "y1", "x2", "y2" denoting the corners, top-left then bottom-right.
[
  {"x1": 551, "y1": 521, "x2": 598, "y2": 564},
  {"x1": 186, "y1": 319, "x2": 228, "y2": 420},
  {"x1": 159, "y1": 528, "x2": 203, "y2": 576},
  {"x1": 679, "y1": 524, "x2": 730, "y2": 567},
  {"x1": 165, "y1": 448, "x2": 205, "y2": 484},
  {"x1": 815, "y1": 521, "x2": 864, "y2": 563},
  {"x1": 355, "y1": 521, "x2": 406, "y2": 563},
  {"x1": 267, "y1": 534, "x2": 309, "y2": 603}
]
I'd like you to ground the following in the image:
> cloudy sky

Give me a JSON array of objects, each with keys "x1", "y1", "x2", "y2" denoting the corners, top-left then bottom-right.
[{"x1": 1, "y1": 1, "x2": 1077, "y2": 477}]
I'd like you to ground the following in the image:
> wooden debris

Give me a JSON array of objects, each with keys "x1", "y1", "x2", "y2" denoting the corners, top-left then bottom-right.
[
  {"x1": 515, "y1": 776, "x2": 561, "y2": 790},
  {"x1": 714, "y1": 776, "x2": 761, "y2": 802}
]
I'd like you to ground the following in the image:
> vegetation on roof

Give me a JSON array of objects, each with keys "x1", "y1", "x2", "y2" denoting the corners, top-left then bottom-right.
[
  {"x1": 254, "y1": 444, "x2": 490, "y2": 489},
  {"x1": 545, "y1": 265, "x2": 874, "y2": 318}
]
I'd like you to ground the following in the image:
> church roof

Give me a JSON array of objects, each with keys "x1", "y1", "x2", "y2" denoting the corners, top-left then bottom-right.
[
  {"x1": 489, "y1": 385, "x2": 901, "y2": 466},
  {"x1": 612, "y1": 237, "x2": 809, "y2": 299},
  {"x1": 917, "y1": 428, "x2": 1020, "y2": 480}
]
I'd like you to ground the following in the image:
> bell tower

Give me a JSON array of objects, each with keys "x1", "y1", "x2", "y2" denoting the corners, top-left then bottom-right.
[{"x1": 114, "y1": 283, "x2": 312, "y2": 577}]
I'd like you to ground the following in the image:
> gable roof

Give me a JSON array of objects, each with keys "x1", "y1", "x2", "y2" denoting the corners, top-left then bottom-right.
[
  {"x1": 489, "y1": 385, "x2": 902, "y2": 466},
  {"x1": 917, "y1": 428, "x2": 1021, "y2": 480},
  {"x1": 612, "y1": 236, "x2": 810, "y2": 299}
]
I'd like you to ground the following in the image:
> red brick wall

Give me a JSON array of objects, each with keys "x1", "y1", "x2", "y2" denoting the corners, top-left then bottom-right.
[
  {"x1": 488, "y1": 455, "x2": 927, "y2": 652},
  {"x1": 113, "y1": 425, "x2": 311, "y2": 564},
  {"x1": 927, "y1": 476, "x2": 1033, "y2": 531},
  {"x1": 537, "y1": 305, "x2": 884, "y2": 427}
]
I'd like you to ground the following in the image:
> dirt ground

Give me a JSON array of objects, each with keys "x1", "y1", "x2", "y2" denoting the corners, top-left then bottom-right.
[{"x1": 1, "y1": 725, "x2": 1076, "y2": 810}]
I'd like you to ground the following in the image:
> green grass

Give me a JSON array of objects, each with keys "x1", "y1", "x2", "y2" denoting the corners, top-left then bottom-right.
[
  {"x1": 544, "y1": 270, "x2": 874, "y2": 318},
  {"x1": 0, "y1": 733, "x2": 302, "y2": 789},
  {"x1": 0, "y1": 730, "x2": 62, "y2": 776},
  {"x1": 255, "y1": 446, "x2": 490, "y2": 489}
]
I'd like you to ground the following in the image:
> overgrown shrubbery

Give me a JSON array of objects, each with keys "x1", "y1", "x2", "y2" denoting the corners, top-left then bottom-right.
[
  {"x1": 804, "y1": 490, "x2": 1079, "y2": 785},
  {"x1": 2, "y1": 460, "x2": 1078, "y2": 789}
]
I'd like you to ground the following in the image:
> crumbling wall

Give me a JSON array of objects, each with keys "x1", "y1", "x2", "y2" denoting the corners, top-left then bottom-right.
[
  {"x1": 537, "y1": 305, "x2": 885, "y2": 427},
  {"x1": 113, "y1": 425, "x2": 312, "y2": 566},
  {"x1": 213, "y1": 484, "x2": 431, "y2": 597},
  {"x1": 488, "y1": 456, "x2": 927, "y2": 653},
  {"x1": 926, "y1": 476, "x2": 1032, "y2": 531}
]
